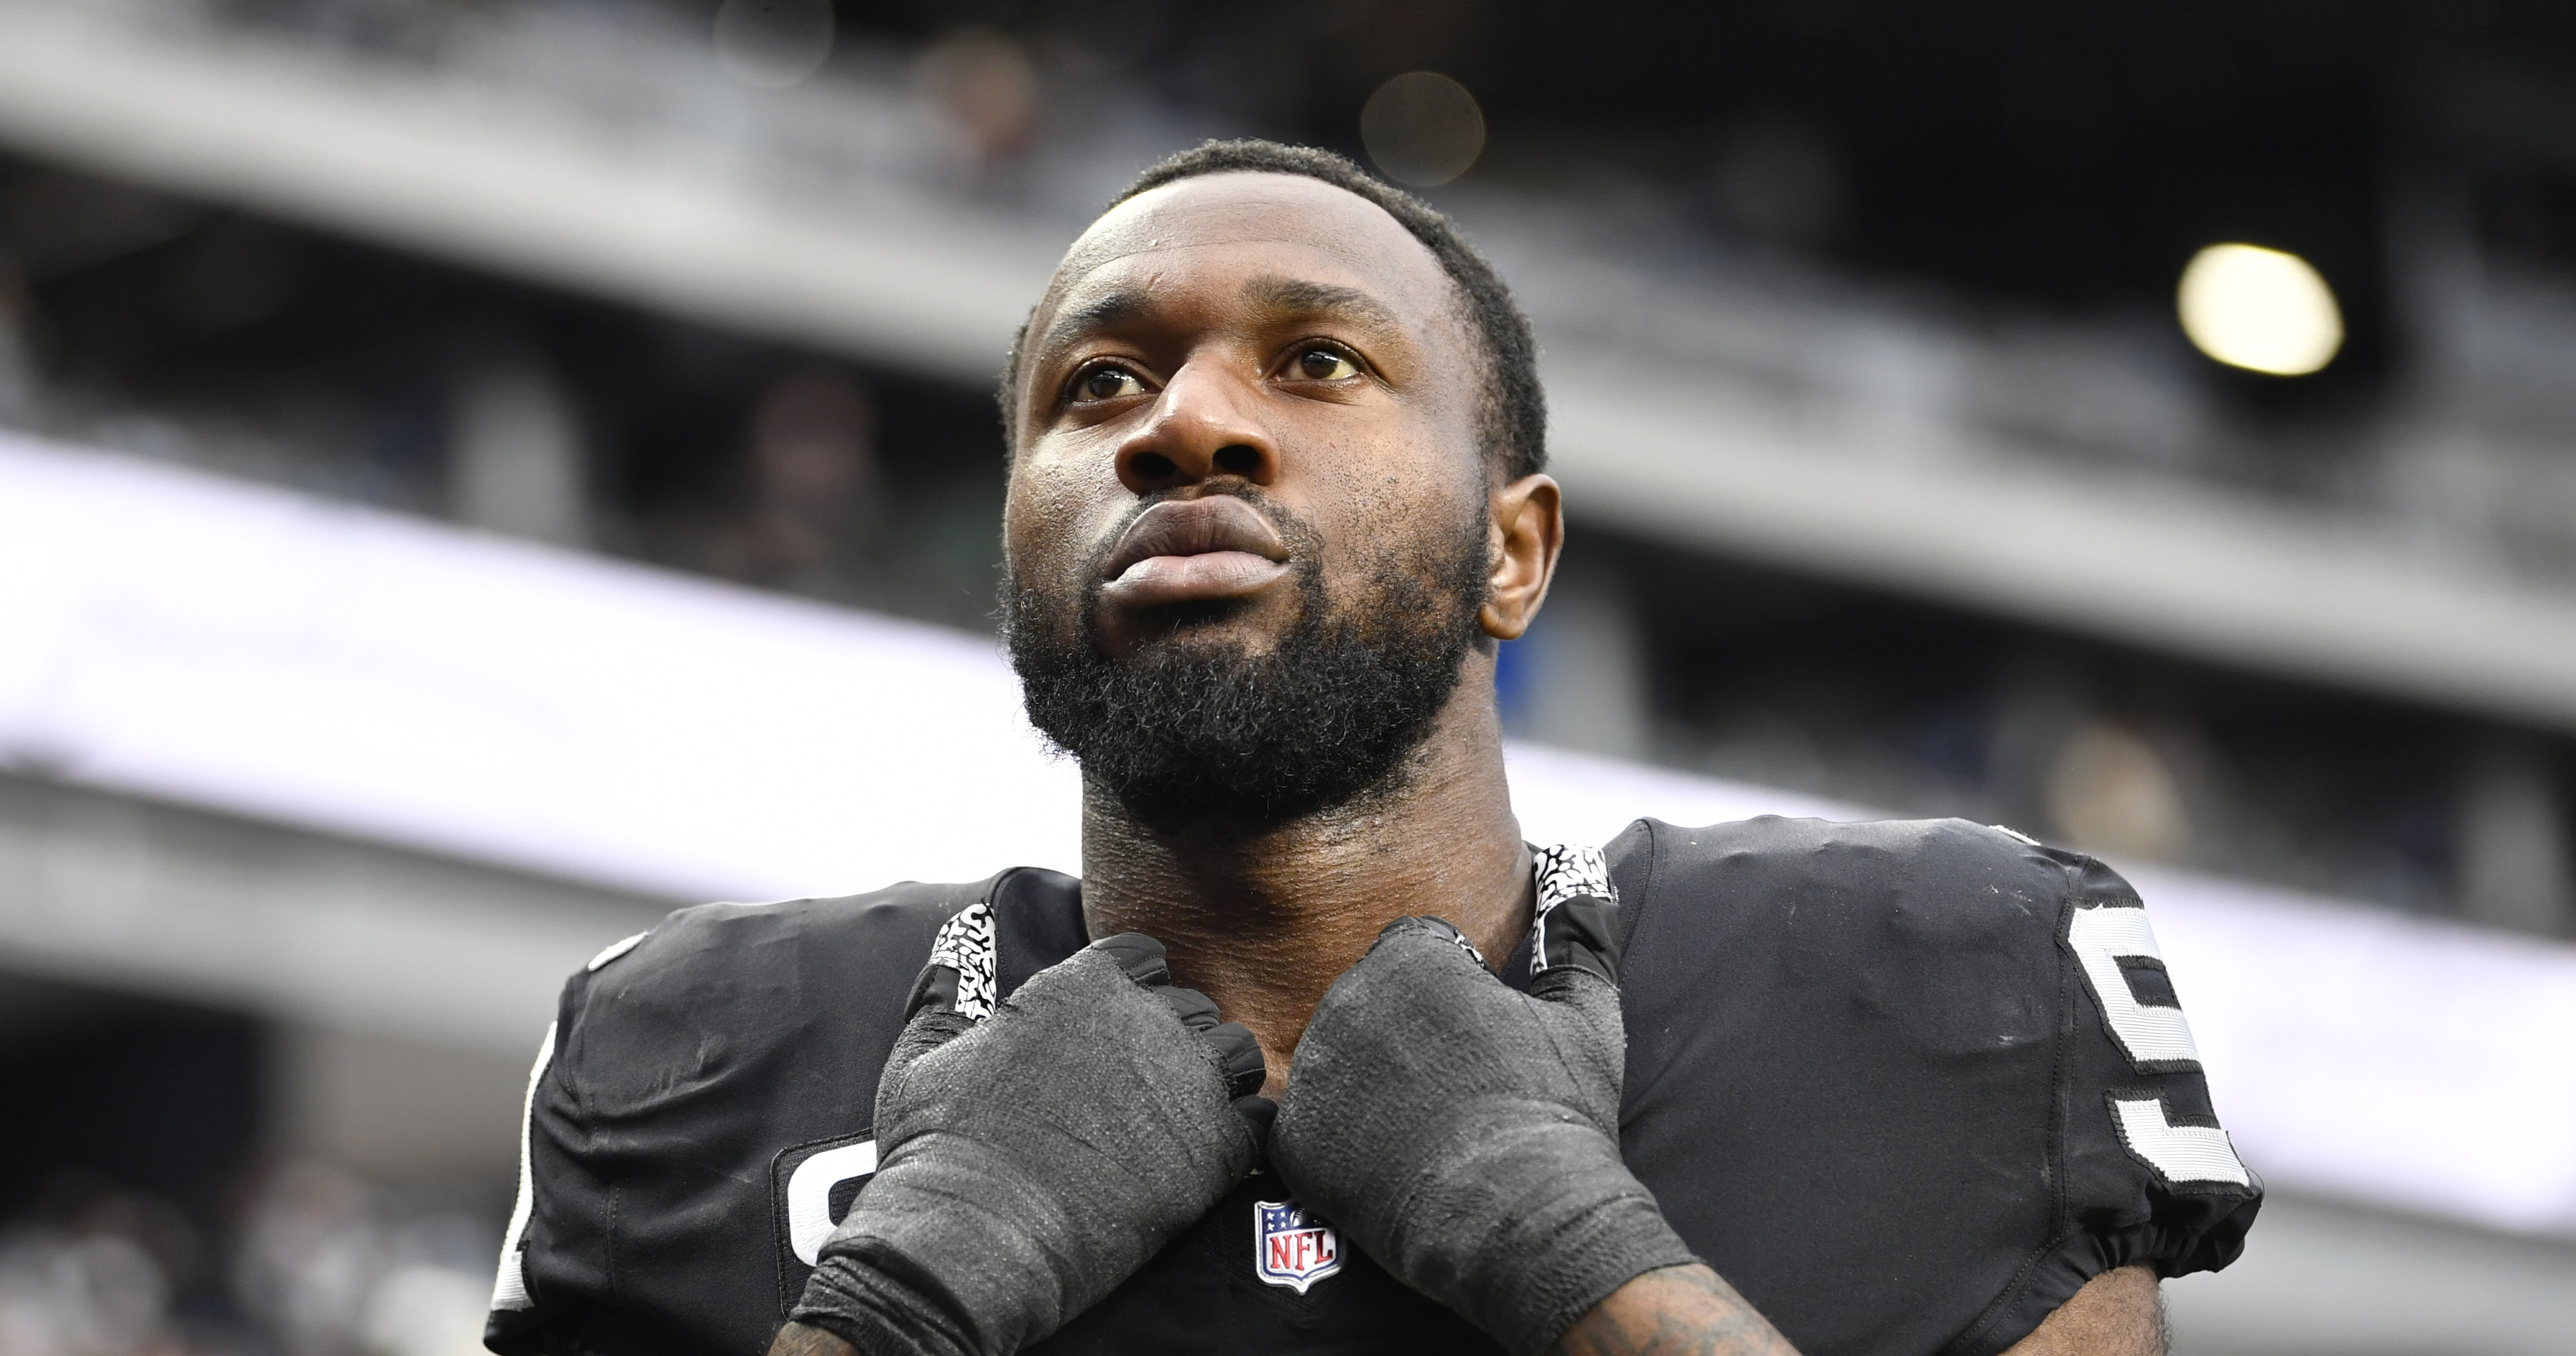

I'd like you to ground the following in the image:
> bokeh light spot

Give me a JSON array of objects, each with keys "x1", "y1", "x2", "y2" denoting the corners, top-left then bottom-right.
[
  {"x1": 1360, "y1": 72, "x2": 1486, "y2": 187},
  {"x1": 2177, "y1": 243, "x2": 2345, "y2": 376},
  {"x1": 713, "y1": 0, "x2": 835, "y2": 89}
]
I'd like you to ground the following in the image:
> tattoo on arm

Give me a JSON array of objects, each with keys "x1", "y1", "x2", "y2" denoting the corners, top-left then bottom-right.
[{"x1": 1551, "y1": 1265, "x2": 1802, "y2": 1356}]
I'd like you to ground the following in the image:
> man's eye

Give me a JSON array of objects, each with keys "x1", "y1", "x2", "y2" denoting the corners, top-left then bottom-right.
[
  {"x1": 1077, "y1": 367, "x2": 1144, "y2": 401},
  {"x1": 1294, "y1": 348, "x2": 1359, "y2": 380}
]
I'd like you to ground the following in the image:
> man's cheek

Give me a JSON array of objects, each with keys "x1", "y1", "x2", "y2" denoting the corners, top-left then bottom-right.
[
  {"x1": 1003, "y1": 538, "x2": 1090, "y2": 630},
  {"x1": 1006, "y1": 566, "x2": 1088, "y2": 645}
]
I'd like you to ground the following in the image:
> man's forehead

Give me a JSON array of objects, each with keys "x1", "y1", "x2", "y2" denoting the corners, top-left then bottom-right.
[{"x1": 1043, "y1": 173, "x2": 1453, "y2": 321}]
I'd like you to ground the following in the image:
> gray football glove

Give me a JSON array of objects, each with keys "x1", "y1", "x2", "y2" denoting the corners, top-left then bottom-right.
[
  {"x1": 1270, "y1": 854, "x2": 1697, "y2": 1356},
  {"x1": 789, "y1": 921, "x2": 1267, "y2": 1356}
]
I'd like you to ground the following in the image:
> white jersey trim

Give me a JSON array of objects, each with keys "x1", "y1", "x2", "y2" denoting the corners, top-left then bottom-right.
[
  {"x1": 586, "y1": 931, "x2": 648, "y2": 972},
  {"x1": 489, "y1": 1022, "x2": 556, "y2": 1313}
]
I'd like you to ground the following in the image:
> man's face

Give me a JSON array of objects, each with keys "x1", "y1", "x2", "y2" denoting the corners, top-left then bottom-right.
[{"x1": 1001, "y1": 172, "x2": 1500, "y2": 828}]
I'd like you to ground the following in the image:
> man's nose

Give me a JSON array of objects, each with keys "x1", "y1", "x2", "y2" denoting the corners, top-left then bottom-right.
[{"x1": 1113, "y1": 361, "x2": 1283, "y2": 494}]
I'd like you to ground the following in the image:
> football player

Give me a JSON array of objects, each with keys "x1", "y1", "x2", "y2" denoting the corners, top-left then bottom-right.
[{"x1": 485, "y1": 140, "x2": 2257, "y2": 1356}]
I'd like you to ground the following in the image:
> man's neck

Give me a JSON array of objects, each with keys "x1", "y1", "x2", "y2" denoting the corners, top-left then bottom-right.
[{"x1": 1077, "y1": 677, "x2": 1531, "y2": 1095}]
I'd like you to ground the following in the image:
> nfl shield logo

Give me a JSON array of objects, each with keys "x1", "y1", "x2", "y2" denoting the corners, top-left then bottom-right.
[{"x1": 1253, "y1": 1199, "x2": 1342, "y2": 1294}]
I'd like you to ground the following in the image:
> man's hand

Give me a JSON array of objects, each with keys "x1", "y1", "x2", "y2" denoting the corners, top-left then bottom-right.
[
  {"x1": 1269, "y1": 890, "x2": 1716, "y2": 1356},
  {"x1": 783, "y1": 929, "x2": 1267, "y2": 1356}
]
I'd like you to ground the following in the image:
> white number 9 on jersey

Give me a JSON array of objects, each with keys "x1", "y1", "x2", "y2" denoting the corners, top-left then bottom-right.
[{"x1": 2067, "y1": 900, "x2": 2251, "y2": 1189}]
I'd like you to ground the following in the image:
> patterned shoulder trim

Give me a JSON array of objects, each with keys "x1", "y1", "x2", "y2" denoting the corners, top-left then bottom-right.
[
  {"x1": 925, "y1": 900, "x2": 999, "y2": 1021},
  {"x1": 1529, "y1": 843, "x2": 1619, "y2": 981},
  {"x1": 1533, "y1": 843, "x2": 1616, "y2": 911}
]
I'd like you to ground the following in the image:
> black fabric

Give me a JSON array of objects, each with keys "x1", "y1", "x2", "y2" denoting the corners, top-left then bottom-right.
[
  {"x1": 488, "y1": 876, "x2": 975, "y2": 1356},
  {"x1": 2117, "y1": 956, "x2": 2180, "y2": 1009},
  {"x1": 489, "y1": 819, "x2": 2260, "y2": 1356},
  {"x1": 1272, "y1": 917, "x2": 1695, "y2": 1356}
]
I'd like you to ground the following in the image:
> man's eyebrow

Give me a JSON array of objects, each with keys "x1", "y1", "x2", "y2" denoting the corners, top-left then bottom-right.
[
  {"x1": 1031, "y1": 287, "x2": 1154, "y2": 363},
  {"x1": 1026, "y1": 275, "x2": 1409, "y2": 376},
  {"x1": 1243, "y1": 276, "x2": 1405, "y2": 332}
]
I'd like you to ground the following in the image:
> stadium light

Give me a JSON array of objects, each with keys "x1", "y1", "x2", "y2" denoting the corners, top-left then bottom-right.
[{"x1": 2177, "y1": 243, "x2": 2344, "y2": 376}]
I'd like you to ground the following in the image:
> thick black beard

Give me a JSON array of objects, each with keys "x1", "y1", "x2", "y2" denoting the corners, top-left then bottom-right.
[{"x1": 1004, "y1": 496, "x2": 1489, "y2": 833}]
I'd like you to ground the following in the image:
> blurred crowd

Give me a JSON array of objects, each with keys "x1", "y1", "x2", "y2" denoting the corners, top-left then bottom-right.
[
  {"x1": 2, "y1": 0, "x2": 2574, "y2": 932},
  {"x1": 0, "y1": 1165, "x2": 497, "y2": 1356}
]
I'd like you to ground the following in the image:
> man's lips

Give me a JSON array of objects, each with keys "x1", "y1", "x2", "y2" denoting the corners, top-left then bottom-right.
[{"x1": 1098, "y1": 496, "x2": 1293, "y2": 609}]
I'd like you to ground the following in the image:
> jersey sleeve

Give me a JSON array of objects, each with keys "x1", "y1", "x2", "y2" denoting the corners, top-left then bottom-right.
[
  {"x1": 1948, "y1": 839, "x2": 2263, "y2": 1355},
  {"x1": 484, "y1": 898, "x2": 919, "y2": 1356},
  {"x1": 483, "y1": 941, "x2": 679, "y2": 1356},
  {"x1": 480, "y1": 873, "x2": 1062, "y2": 1356},
  {"x1": 484, "y1": 1014, "x2": 565, "y2": 1350},
  {"x1": 482, "y1": 896, "x2": 932, "y2": 1356},
  {"x1": 1610, "y1": 816, "x2": 2259, "y2": 1356},
  {"x1": 478, "y1": 898, "x2": 929, "y2": 1356}
]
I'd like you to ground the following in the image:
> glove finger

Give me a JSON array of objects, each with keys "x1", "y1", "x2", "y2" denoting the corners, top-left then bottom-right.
[
  {"x1": 1087, "y1": 932, "x2": 1173, "y2": 988},
  {"x1": 1370, "y1": 915, "x2": 1495, "y2": 972},
  {"x1": 1091, "y1": 933, "x2": 1270, "y2": 1100},
  {"x1": 1232, "y1": 1094, "x2": 1277, "y2": 1157},
  {"x1": 1205, "y1": 1020, "x2": 1267, "y2": 1098},
  {"x1": 1158, "y1": 984, "x2": 1221, "y2": 1033},
  {"x1": 1091, "y1": 934, "x2": 1213, "y2": 1032}
]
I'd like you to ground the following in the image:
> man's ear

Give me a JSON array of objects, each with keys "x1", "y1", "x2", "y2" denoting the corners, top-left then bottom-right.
[{"x1": 1481, "y1": 474, "x2": 1562, "y2": 641}]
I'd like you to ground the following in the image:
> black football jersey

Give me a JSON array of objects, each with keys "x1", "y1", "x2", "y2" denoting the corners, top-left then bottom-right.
[{"x1": 485, "y1": 816, "x2": 2259, "y2": 1356}]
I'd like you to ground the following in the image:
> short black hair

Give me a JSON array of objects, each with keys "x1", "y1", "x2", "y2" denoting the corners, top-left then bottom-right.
[{"x1": 999, "y1": 139, "x2": 1547, "y2": 482}]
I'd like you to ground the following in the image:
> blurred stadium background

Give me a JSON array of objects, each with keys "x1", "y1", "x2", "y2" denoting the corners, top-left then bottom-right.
[{"x1": 1, "y1": 1, "x2": 2575, "y2": 1353}]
